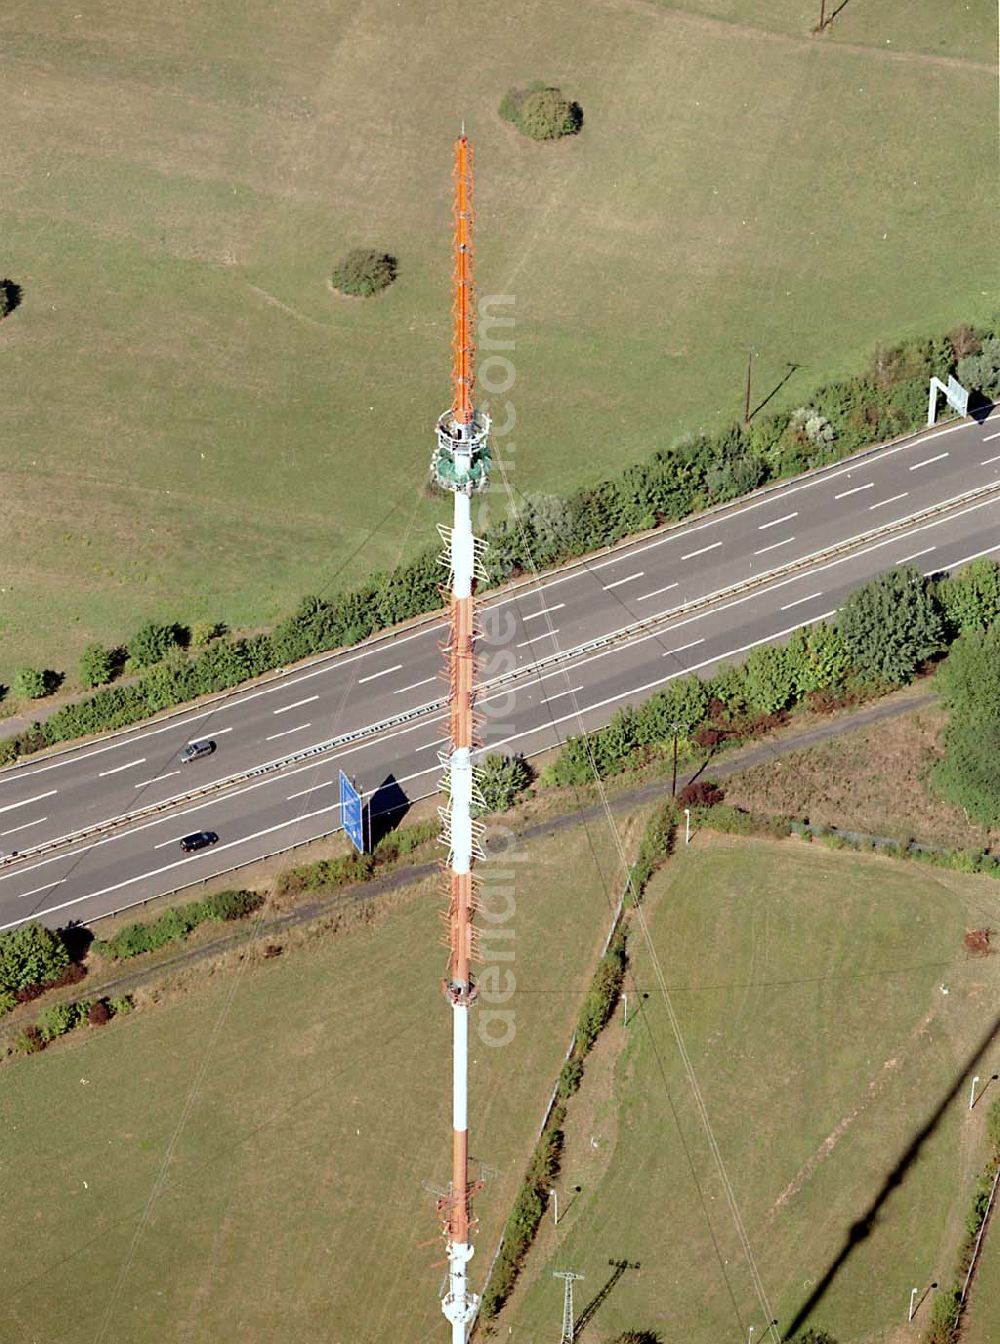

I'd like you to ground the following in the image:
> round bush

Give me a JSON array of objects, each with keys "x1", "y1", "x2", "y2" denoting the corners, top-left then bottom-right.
[
  {"x1": 13, "y1": 667, "x2": 48, "y2": 700},
  {"x1": 514, "y1": 87, "x2": 581, "y2": 141},
  {"x1": 330, "y1": 249, "x2": 398, "y2": 298}
]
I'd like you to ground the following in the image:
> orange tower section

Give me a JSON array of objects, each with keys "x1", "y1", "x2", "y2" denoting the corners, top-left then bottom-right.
[{"x1": 431, "y1": 134, "x2": 491, "y2": 1343}]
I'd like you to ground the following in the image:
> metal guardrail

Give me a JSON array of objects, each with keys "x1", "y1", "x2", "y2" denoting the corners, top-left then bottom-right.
[{"x1": 3, "y1": 478, "x2": 999, "y2": 873}]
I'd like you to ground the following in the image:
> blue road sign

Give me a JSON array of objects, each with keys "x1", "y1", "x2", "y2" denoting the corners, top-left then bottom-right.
[{"x1": 339, "y1": 770, "x2": 366, "y2": 853}]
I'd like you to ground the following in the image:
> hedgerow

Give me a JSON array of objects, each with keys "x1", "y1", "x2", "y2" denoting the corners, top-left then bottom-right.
[{"x1": 93, "y1": 890, "x2": 263, "y2": 962}]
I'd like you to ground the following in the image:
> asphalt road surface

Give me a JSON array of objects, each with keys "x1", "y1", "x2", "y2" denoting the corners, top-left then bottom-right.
[{"x1": 1, "y1": 409, "x2": 998, "y2": 929}]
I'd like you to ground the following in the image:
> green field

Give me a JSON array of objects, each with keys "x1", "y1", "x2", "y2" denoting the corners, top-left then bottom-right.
[
  {"x1": 504, "y1": 835, "x2": 1000, "y2": 1342},
  {"x1": 0, "y1": 0, "x2": 995, "y2": 681},
  {"x1": 0, "y1": 821, "x2": 625, "y2": 1343}
]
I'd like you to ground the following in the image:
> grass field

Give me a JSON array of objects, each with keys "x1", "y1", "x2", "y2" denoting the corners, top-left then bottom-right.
[
  {"x1": 0, "y1": 0, "x2": 995, "y2": 681},
  {"x1": 0, "y1": 818, "x2": 631, "y2": 1344},
  {"x1": 502, "y1": 835, "x2": 1000, "y2": 1342},
  {"x1": 724, "y1": 694, "x2": 1000, "y2": 851}
]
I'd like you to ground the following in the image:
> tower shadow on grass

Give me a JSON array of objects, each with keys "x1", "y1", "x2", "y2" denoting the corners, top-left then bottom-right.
[
  {"x1": 783, "y1": 1009, "x2": 1000, "y2": 1339},
  {"x1": 749, "y1": 363, "x2": 801, "y2": 422},
  {"x1": 365, "y1": 773, "x2": 411, "y2": 850},
  {"x1": 574, "y1": 1259, "x2": 641, "y2": 1335}
]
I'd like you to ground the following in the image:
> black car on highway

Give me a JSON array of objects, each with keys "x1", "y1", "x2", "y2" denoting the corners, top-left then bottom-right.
[{"x1": 179, "y1": 830, "x2": 219, "y2": 854}]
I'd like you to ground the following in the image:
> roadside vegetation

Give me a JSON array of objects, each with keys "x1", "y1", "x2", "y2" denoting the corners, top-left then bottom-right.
[{"x1": 3, "y1": 322, "x2": 998, "y2": 759}]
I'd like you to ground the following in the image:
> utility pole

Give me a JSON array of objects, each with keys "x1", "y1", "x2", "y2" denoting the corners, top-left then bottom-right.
[
  {"x1": 553, "y1": 1270, "x2": 584, "y2": 1344},
  {"x1": 432, "y1": 132, "x2": 492, "y2": 1344},
  {"x1": 670, "y1": 722, "x2": 682, "y2": 796}
]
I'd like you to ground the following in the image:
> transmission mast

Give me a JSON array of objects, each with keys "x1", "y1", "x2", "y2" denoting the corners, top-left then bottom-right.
[
  {"x1": 431, "y1": 132, "x2": 491, "y2": 1342},
  {"x1": 552, "y1": 1270, "x2": 584, "y2": 1344}
]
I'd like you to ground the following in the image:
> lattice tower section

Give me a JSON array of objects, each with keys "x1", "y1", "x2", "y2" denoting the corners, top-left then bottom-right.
[{"x1": 431, "y1": 134, "x2": 491, "y2": 1344}]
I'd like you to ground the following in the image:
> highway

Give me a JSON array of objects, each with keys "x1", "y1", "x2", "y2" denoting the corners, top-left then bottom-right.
[{"x1": 1, "y1": 409, "x2": 998, "y2": 930}]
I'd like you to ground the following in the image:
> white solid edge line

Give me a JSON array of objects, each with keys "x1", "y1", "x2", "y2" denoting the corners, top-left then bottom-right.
[
  {"x1": 11, "y1": 507, "x2": 1000, "y2": 920},
  {"x1": 6, "y1": 492, "x2": 999, "y2": 893},
  {"x1": 2, "y1": 804, "x2": 346, "y2": 926},
  {"x1": 3, "y1": 413, "x2": 986, "y2": 784}
]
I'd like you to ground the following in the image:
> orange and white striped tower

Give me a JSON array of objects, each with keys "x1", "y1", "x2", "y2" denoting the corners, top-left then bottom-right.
[{"x1": 431, "y1": 133, "x2": 491, "y2": 1342}]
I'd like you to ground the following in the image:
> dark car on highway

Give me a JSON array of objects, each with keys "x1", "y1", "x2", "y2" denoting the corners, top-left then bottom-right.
[
  {"x1": 179, "y1": 830, "x2": 218, "y2": 854},
  {"x1": 179, "y1": 739, "x2": 215, "y2": 764}
]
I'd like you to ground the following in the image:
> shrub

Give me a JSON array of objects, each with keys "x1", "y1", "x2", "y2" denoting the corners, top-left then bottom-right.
[
  {"x1": 199, "y1": 889, "x2": 263, "y2": 921},
  {"x1": 576, "y1": 932, "x2": 627, "y2": 1054},
  {"x1": 924, "y1": 1287, "x2": 961, "y2": 1344},
  {"x1": 0, "y1": 278, "x2": 23, "y2": 318},
  {"x1": 0, "y1": 923, "x2": 71, "y2": 995},
  {"x1": 838, "y1": 565, "x2": 944, "y2": 685},
  {"x1": 791, "y1": 1332, "x2": 839, "y2": 1344},
  {"x1": 676, "y1": 779, "x2": 724, "y2": 808},
  {"x1": 480, "y1": 1106, "x2": 566, "y2": 1317},
  {"x1": 987, "y1": 1097, "x2": 1000, "y2": 1154},
  {"x1": 330, "y1": 249, "x2": 397, "y2": 298},
  {"x1": 88, "y1": 999, "x2": 111, "y2": 1026},
  {"x1": 501, "y1": 83, "x2": 582, "y2": 141},
  {"x1": 937, "y1": 557, "x2": 1000, "y2": 636},
  {"x1": 37, "y1": 1001, "x2": 78, "y2": 1041},
  {"x1": 516, "y1": 86, "x2": 581, "y2": 139},
  {"x1": 13, "y1": 667, "x2": 50, "y2": 700},
  {"x1": 557, "y1": 1056, "x2": 584, "y2": 1099},
  {"x1": 475, "y1": 754, "x2": 533, "y2": 814},
  {"x1": 190, "y1": 620, "x2": 227, "y2": 647},
  {"x1": 109, "y1": 994, "x2": 134, "y2": 1016},
  {"x1": 16, "y1": 1025, "x2": 44, "y2": 1055},
  {"x1": 128, "y1": 621, "x2": 182, "y2": 668},
  {"x1": 957, "y1": 334, "x2": 1000, "y2": 398},
  {"x1": 78, "y1": 642, "x2": 114, "y2": 688},
  {"x1": 743, "y1": 644, "x2": 795, "y2": 714}
]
